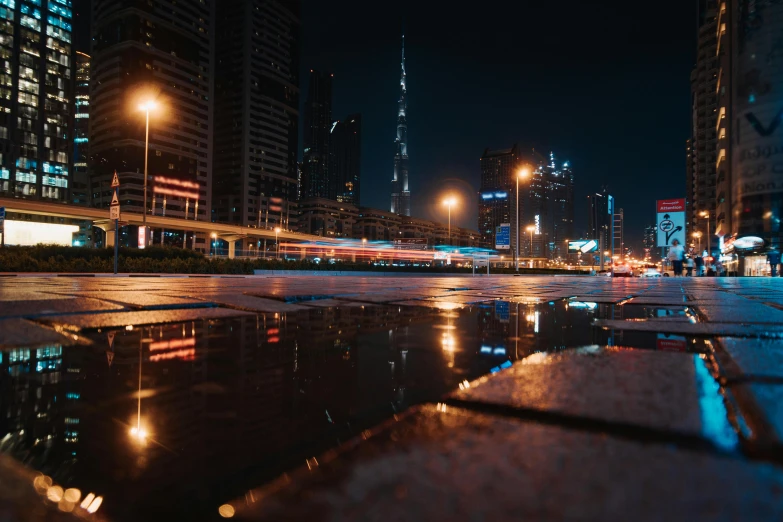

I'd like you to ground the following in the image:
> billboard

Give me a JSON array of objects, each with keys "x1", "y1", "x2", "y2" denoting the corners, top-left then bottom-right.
[
  {"x1": 394, "y1": 238, "x2": 428, "y2": 250},
  {"x1": 568, "y1": 239, "x2": 599, "y2": 253},
  {"x1": 495, "y1": 223, "x2": 510, "y2": 250},
  {"x1": 656, "y1": 199, "x2": 685, "y2": 247}
]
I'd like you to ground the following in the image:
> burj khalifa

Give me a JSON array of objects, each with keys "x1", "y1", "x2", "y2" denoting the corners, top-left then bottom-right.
[{"x1": 390, "y1": 34, "x2": 410, "y2": 216}]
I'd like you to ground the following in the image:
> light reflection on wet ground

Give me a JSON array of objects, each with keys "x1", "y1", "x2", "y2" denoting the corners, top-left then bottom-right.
[{"x1": 0, "y1": 299, "x2": 709, "y2": 520}]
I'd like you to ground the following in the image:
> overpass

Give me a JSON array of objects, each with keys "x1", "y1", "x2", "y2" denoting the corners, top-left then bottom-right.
[{"x1": 0, "y1": 196, "x2": 336, "y2": 259}]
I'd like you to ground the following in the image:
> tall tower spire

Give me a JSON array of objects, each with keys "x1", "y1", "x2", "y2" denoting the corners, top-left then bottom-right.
[{"x1": 390, "y1": 33, "x2": 410, "y2": 216}]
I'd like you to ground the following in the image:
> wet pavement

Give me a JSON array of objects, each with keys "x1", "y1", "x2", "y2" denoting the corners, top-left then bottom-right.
[{"x1": 0, "y1": 275, "x2": 782, "y2": 521}]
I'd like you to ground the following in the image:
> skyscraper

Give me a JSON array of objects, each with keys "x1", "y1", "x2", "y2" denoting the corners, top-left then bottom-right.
[
  {"x1": 390, "y1": 34, "x2": 410, "y2": 216},
  {"x1": 588, "y1": 188, "x2": 614, "y2": 256},
  {"x1": 331, "y1": 114, "x2": 361, "y2": 205},
  {"x1": 478, "y1": 145, "x2": 518, "y2": 251},
  {"x1": 90, "y1": 0, "x2": 214, "y2": 249},
  {"x1": 301, "y1": 70, "x2": 332, "y2": 200},
  {"x1": 72, "y1": 51, "x2": 89, "y2": 206},
  {"x1": 212, "y1": 0, "x2": 300, "y2": 236},
  {"x1": 0, "y1": 0, "x2": 74, "y2": 201},
  {"x1": 523, "y1": 152, "x2": 574, "y2": 259},
  {"x1": 688, "y1": 0, "x2": 719, "y2": 256}
]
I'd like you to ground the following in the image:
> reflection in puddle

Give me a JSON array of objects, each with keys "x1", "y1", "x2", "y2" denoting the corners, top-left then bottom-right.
[{"x1": 0, "y1": 300, "x2": 708, "y2": 520}]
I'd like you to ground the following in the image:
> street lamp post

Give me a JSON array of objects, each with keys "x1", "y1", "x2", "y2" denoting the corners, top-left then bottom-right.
[
  {"x1": 693, "y1": 232, "x2": 702, "y2": 253},
  {"x1": 138, "y1": 100, "x2": 158, "y2": 247},
  {"x1": 275, "y1": 227, "x2": 281, "y2": 259},
  {"x1": 516, "y1": 167, "x2": 529, "y2": 272},
  {"x1": 362, "y1": 238, "x2": 367, "y2": 263},
  {"x1": 699, "y1": 211, "x2": 710, "y2": 256},
  {"x1": 210, "y1": 233, "x2": 216, "y2": 256},
  {"x1": 443, "y1": 198, "x2": 456, "y2": 245}
]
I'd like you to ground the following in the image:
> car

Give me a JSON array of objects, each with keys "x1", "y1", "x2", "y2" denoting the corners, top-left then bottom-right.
[
  {"x1": 612, "y1": 265, "x2": 633, "y2": 277},
  {"x1": 639, "y1": 268, "x2": 662, "y2": 278}
]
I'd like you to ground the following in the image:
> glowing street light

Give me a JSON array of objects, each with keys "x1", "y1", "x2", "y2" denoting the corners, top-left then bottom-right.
[
  {"x1": 137, "y1": 99, "x2": 160, "y2": 247},
  {"x1": 443, "y1": 197, "x2": 457, "y2": 245},
  {"x1": 516, "y1": 167, "x2": 530, "y2": 271},
  {"x1": 693, "y1": 231, "x2": 702, "y2": 252}
]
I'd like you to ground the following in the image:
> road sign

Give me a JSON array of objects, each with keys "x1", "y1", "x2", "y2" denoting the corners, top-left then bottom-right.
[
  {"x1": 107, "y1": 331, "x2": 116, "y2": 350},
  {"x1": 495, "y1": 223, "x2": 510, "y2": 250},
  {"x1": 111, "y1": 172, "x2": 120, "y2": 188},
  {"x1": 110, "y1": 192, "x2": 119, "y2": 206},
  {"x1": 568, "y1": 239, "x2": 598, "y2": 253},
  {"x1": 110, "y1": 205, "x2": 120, "y2": 220},
  {"x1": 656, "y1": 199, "x2": 685, "y2": 247},
  {"x1": 106, "y1": 350, "x2": 115, "y2": 367},
  {"x1": 394, "y1": 238, "x2": 428, "y2": 250}
]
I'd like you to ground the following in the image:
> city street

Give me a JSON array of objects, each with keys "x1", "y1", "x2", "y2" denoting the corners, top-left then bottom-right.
[{"x1": 1, "y1": 274, "x2": 783, "y2": 520}]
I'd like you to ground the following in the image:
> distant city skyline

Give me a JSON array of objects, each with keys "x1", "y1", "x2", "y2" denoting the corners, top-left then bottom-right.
[{"x1": 300, "y1": 1, "x2": 697, "y2": 252}]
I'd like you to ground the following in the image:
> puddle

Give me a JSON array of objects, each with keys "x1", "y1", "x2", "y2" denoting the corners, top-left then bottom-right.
[{"x1": 0, "y1": 299, "x2": 714, "y2": 520}]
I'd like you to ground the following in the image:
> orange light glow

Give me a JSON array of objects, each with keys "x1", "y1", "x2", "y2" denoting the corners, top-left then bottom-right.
[
  {"x1": 149, "y1": 348, "x2": 196, "y2": 362},
  {"x1": 149, "y1": 337, "x2": 196, "y2": 352},
  {"x1": 152, "y1": 186, "x2": 200, "y2": 199},
  {"x1": 266, "y1": 328, "x2": 279, "y2": 335},
  {"x1": 267, "y1": 336, "x2": 280, "y2": 343},
  {"x1": 153, "y1": 176, "x2": 200, "y2": 189}
]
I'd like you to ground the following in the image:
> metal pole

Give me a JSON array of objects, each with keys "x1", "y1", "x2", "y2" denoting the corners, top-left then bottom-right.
[
  {"x1": 142, "y1": 109, "x2": 149, "y2": 246},
  {"x1": 516, "y1": 176, "x2": 519, "y2": 272},
  {"x1": 447, "y1": 205, "x2": 451, "y2": 245},
  {"x1": 114, "y1": 186, "x2": 119, "y2": 275}
]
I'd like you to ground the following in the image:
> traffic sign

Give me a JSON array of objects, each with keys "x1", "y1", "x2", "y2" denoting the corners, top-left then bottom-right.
[
  {"x1": 110, "y1": 192, "x2": 119, "y2": 206},
  {"x1": 495, "y1": 223, "x2": 510, "y2": 250},
  {"x1": 107, "y1": 331, "x2": 116, "y2": 350},
  {"x1": 656, "y1": 199, "x2": 685, "y2": 247},
  {"x1": 111, "y1": 172, "x2": 120, "y2": 188},
  {"x1": 110, "y1": 205, "x2": 120, "y2": 220},
  {"x1": 106, "y1": 350, "x2": 115, "y2": 367}
]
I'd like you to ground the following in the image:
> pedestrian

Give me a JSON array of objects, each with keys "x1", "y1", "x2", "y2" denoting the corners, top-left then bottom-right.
[
  {"x1": 668, "y1": 239, "x2": 685, "y2": 276},
  {"x1": 768, "y1": 249, "x2": 781, "y2": 277},
  {"x1": 685, "y1": 256, "x2": 694, "y2": 276},
  {"x1": 695, "y1": 254, "x2": 704, "y2": 276}
]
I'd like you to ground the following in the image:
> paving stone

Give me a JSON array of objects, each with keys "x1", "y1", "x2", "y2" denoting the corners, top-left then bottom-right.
[
  {"x1": 50, "y1": 291, "x2": 209, "y2": 309},
  {"x1": 192, "y1": 293, "x2": 312, "y2": 312},
  {"x1": 715, "y1": 337, "x2": 783, "y2": 379},
  {"x1": 0, "y1": 318, "x2": 85, "y2": 348},
  {"x1": 733, "y1": 383, "x2": 783, "y2": 441},
  {"x1": 0, "y1": 298, "x2": 125, "y2": 318},
  {"x1": 230, "y1": 404, "x2": 783, "y2": 522},
  {"x1": 451, "y1": 346, "x2": 704, "y2": 435},
  {"x1": 695, "y1": 304, "x2": 783, "y2": 324},
  {"x1": 37, "y1": 307, "x2": 253, "y2": 330},
  {"x1": 595, "y1": 319, "x2": 783, "y2": 338}
]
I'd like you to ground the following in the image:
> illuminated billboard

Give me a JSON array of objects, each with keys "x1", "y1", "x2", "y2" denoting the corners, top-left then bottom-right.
[
  {"x1": 568, "y1": 239, "x2": 598, "y2": 253},
  {"x1": 3, "y1": 220, "x2": 79, "y2": 246}
]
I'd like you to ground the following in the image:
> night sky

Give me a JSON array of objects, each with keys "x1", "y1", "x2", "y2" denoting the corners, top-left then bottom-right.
[{"x1": 301, "y1": 1, "x2": 697, "y2": 252}]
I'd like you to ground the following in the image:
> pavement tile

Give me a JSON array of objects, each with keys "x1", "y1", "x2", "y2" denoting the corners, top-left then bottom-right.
[
  {"x1": 194, "y1": 293, "x2": 313, "y2": 312},
  {"x1": 451, "y1": 346, "x2": 703, "y2": 435},
  {"x1": 232, "y1": 404, "x2": 783, "y2": 522},
  {"x1": 37, "y1": 307, "x2": 253, "y2": 330},
  {"x1": 715, "y1": 337, "x2": 783, "y2": 379},
  {"x1": 695, "y1": 304, "x2": 783, "y2": 324},
  {"x1": 595, "y1": 319, "x2": 783, "y2": 338},
  {"x1": 732, "y1": 383, "x2": 783, "y2": 441},
  {"x1": 0, "y1": 297, "x2": 125, "y2": 318},
  {"x1": 0, "y1": 318, "x2": 85, "y2": 348},
  {"x1": 49, "y1": 291, "x2": 209, "y2": 309}
]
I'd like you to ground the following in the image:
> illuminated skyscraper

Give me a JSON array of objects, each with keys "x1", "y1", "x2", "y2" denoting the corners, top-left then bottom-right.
[
  {"x1": 301, "y1": 70, "x2": 332, "y2": 200},
  {"x1": 72, "y1": 51, "x2": 89, "y2": 206},
  {"x1": 0, "y1": 0, "x2": 74, "y2": 201},
  {"x1": 390, "y1": 34, "x2": 410, "y2": 216},
  {"x1": 331, "y1": 114, "x2": 361, "y2": 205},
  {"x1": 478, "y1": 145, "x2": 518, "y2": 251}
]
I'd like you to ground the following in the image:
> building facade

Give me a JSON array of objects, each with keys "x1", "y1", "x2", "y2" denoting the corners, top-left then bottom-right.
[
  {"x1": 90, "y1": 0, "x2": 214, "y2": 249},
  {"x1": 330, "y1": 114, "x2": 361, "y2": 205},
  {"x1": 390, "y1": 34, "x2": 410, "y2": 216},
  {"x1": 478, "y1": 145, "x2": 518, "y2": 251},
  {"x1": 0, "y1": 0, "x2": 74, "y2": 202},
  {"x1": 72, "y1": 50, "x2": 88, "y2": 206},
  {"x1": 523, "y1": 152, "x2": 574, "y2": 259},
  {"x1": 588, "y1": 188, "x2": 614, "y2": 257},
  {"x1": 300, "y1": 69, "x2": 331, "y2": 200},
  {"x1": 212, "y1": 0, "x2": 300, "y2": 241},
  {"x1": 688, "y1": 0, "x2": 719, "y2": 256}
]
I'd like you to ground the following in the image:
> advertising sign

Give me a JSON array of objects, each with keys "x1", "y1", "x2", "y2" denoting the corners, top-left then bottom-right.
[
  {"x1": 495, "y1": 223, "x2": 510, "y2": 250},
  {"x1": 656, "y1": 199, "x2": 685, "y2": 247},
  {"x1": 656, "y1": 333, "x2": 688, "y2": 352},
  {"x1": 394, "y1": 238, "x2": 428, "y2": 250},
  {"x1": 734, "y1": 236, "x2": 765, "y2": 251},
  {"x1": 568, "y1": 239, "x2": 598, "y2": 253},
  {"x1": 138, "y1": 226, "x2": 147, "y2": 249}
]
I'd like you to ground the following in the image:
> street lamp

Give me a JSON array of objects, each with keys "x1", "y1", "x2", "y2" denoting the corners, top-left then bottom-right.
[
  {"x1": 699, "y1": 211, "x2": 710, "y2": 255},
  {"x1": 443, "y1": 197, "x2": 456, "y2": 245},
  {"x1": 516, "y1": 167, "x2": 530, "y2": 272},
  {"x1": 275, "y1": 227, "x2": 281, "y2": 259},
  {"x1": 692, "y1": 231, "x2": 702, "y2": 252},
  {"x1": 138, "y1": 99, "x2": 159, "y2": 247}
]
